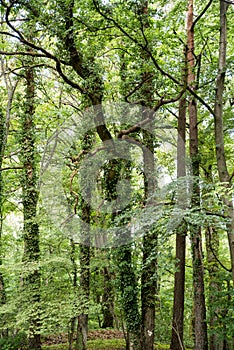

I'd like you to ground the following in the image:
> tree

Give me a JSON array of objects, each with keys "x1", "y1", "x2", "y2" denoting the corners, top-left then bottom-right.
[
  {"x1": 0, "y1": 1, "x2": 233, "y2": 350},
  {"x1": 0, "y1": 56, "x2": 19, "y2": 338},
  {"x1": 187, "y1": 1, "x2": 208, "y2": 349},
  {"x1": 214, "y1": 0, "x2": 234, "y2": 285},
  {"x1": 20, "y1": 52, "x2": 41, "y2": 349},
  {"x1": 170, "y1": 97, "x2": 187, "y2": 350}
]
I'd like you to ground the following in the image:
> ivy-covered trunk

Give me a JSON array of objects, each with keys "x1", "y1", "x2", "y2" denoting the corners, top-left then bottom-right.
[
  {"x1": 21, "y1": 62, "x2": 41, "y2": 350},
  {"x1": 114, "y1": 242, "x2": 142, "y2": 350},
  {"x1": 0, "y1": 62, "x2": 18, "y2": 337},
  {"x1": 187, "y1": 1, "x2": 208, "y2": 349},
  {"x1": 76, "y1": 238, "x2": 90, "y2": 350},
  {"x1": 170, "y1": 97, "x2": 187, "y2": 350},
  {"x1": 0, "y1": 109, "x2": 7, "y2": 337},
  {"x1": 139, "y1": 2, "x2": 158, "y2": 349},
  {"x1": 205, "y1": 226, "x2": 224, "y2": 350},
  {"x1": 141, "y1": 126, "x2": 157, "y2": 350},
  {"x1": 68, "y1": 238, "x2": 78, "y2": 350},
  {"x1": 75, "y1": 133, "x2": 93, "y2": 350}
]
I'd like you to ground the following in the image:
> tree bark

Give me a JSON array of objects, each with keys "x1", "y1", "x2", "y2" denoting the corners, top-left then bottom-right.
[
  {"x1": 137, "y1": 4, "x2": 158, "y2": 348},
  {"x1": 170, "y1": 98, "x2": 187, "y2": 350},
  {"x1": 21, "y1": 60, "x2": 41, "y2": 350},
  {"x1": 0, "y1": 109, "x2": 7, "y2": 338},
  {"x1": 187, "y1": 1, "x2": 208, "y2": 349},
  {"x1": 141, "y1": 126, "x2": 157, "y2": 350},
  {"x1": 75, "y1": 229, "x2": 90, "y2": 350},
  {"x1": 75, "y1": 133, "x2": 92, "y2": 350},
  {"x1": 214, "y1": 0, "x2": 234, "y2": 285},
  {"x1": 68, "y1": 239, "x2": 78, "y2": 350},
  {"x1": 205, "y1": 227, "x2": 224, "y2": 350},
  {"x1": 102, "y1": 266, "x2": 114, "y2": 328},
  {"x1": 0, "y1": 60, "x2": 18, "y2": 337},
  {"x1": 114, "y1": 242, "x2": 142, "y2": 350}
]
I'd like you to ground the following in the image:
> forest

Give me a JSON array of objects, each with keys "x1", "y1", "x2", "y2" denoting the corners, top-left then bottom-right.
[{"x1": 0, "y1": 0, "x2": 233, "y2": 350}]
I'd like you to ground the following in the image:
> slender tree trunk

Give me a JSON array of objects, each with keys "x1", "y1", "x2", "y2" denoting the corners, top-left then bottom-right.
[
  {"x1": 68, "y1": 239, "x2": 78, "y2": 350},
  {"x1": 205, "y1": 226, "x2": 223, "y2": 350},
  {"x1": 141, "y1": 126, "x2": 157, "y2": 350},
  {"x1": 0, "y1": 109, "x2": 7, "y2": 338},
  {"x1": 187, "y1": 1, "x2": 208, "y2": 349},
  {"x1": 21, "y1": 62, "x2": 41, "y2": 350},
  {"x1": 75, "y1": 134, "x2": 92, "y2": 350},
  {"x1": 214, "y1": 0, "x2": 234, "y2": 285},
  {"x1": 0, "y1": 60, "x2": 18, "y2": 337},
  {"x1": 137, "y1": 4, "x2": 158, "y2": 348},
  {"x1": 114, "y1": 241, "x2": 142, "y2": 350},
  {"x1": 102, "y1": 266, "x2": 114, "y2": 328},
  {"x1": 170, "y1": 98, "x2": 187, "y2": 350},
  {"x1": 75, "y1": 218, "x2": 90, "y2": 350}
]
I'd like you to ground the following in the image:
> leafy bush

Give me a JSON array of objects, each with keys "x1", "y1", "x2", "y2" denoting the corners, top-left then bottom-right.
[{"x1": 0, "y1": 332, "x2": 28, "y2": 350}]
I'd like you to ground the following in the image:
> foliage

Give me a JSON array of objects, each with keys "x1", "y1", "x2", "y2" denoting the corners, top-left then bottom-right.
[{"x1": 0, "y1": 0, "x2": 234, "y2": 349}]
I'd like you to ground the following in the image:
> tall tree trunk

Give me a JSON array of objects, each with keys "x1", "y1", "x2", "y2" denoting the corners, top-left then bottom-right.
[
  {"x1": 21, "y1": 61, "x2": 41, "y2": 350},
  {"x1": 138, "y1": 3, "x2": 158, "y2": 348},
  {"x1": 106, "y1": 157, "x2": 141, "y2": 350},
  {"x1": 0, "y1": 109, "x2": 7, "y2": 338},
  {"x1": 0, "y1": 60, "x2": 18, "y2": 337},
  {"x1": 187, "y1": 1, "x2": 208, "y2": 349},
  {"x1": 141, "y1": 126, "x2": 157, "y2": 350},
  {"x1": 102, "y1": 265, "x2": 114, "y2": 328},
  {"x1": 214, "y1": 0, "x2": 234, "y2": 284},
  {"x1": 76, "y1": 237, "x2": 90, "y2": 350},
  {"x1": 170, "y1": 97, "x2": 187, "y2": 350},
  {"x1": 205, "y1": 226, "x2": 223, "y2": 350},
  {"x1": 75, "y1": 134, "x2": 92, "y2": 350},
  {"x1": 114, "y1": 241, "x2": 142, "y2": 350},
  {"x1": 68, "y1": 239, "x2": 78, "y2": 350}
]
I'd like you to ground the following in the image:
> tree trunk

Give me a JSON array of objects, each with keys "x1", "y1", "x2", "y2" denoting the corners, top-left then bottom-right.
[
  {"x1": 0, "y1": 109, "x2": 7, "y2": 338},
  {"x1": 187, "y1": 1, "x2": 208, "y2": 349},
  {"x1": 75, "y1": 199, "x2": 91, "y2": 350},
  {"x1": 0, "y1": 61, "x2": 18, "y2": 337},
  {"x1": 114, "y1": 242, "x2": 142, "y2": 350},
  {"x1": 21, "y1": 61, "x2": 41, "y2": 350},
  {"x1": 75, "y1": 243, "x2": 90, "y2": 350},
  {"x1": 205, "y1": 227, "x2": 224, "y2": 350},
  {"x1": 214, "y1": 0, "x2": 234, "y2": 285},
  {"x1": 141, "y1": 126, "x2": 157, "y2": 350},
  {"x1": 138, "y1": 3, "x2": 158, "y2": 348},
  {"x1": 170, "y1": 98, "x2": 187, "y2": 350},
  {"x1": 102, "y1": 266, "x2": 114, "y2": 328},
  {"x1": 68, "y1": 239, "x2": 78, "y2": 350}
]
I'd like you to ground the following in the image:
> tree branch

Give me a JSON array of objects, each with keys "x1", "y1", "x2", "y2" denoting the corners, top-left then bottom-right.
[
  {"x1": 3, "y1": 3, "x2": 85, "y2": 92},
  {"x1": 192, "y1": 0, "x2": 214, "y2": 31},
  {"x1": 0, "y1": 166, "x2": 23, "y2": 171}
]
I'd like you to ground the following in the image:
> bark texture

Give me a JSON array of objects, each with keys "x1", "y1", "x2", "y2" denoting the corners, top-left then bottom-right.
[
  {"x1": 214, "y1": 0, "x2": 234, "y2": 285},
  {"x1": 187, "y1": 1, "x2": 208, "y2": 349},
  {"x1": 170, "y1": 98, "x2": 187, "y2": 350},
  {"x1": 21, "y1": 62, "x2": 41, "y2": 350}
]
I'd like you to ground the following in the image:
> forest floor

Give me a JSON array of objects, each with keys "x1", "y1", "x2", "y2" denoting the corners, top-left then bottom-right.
[{"x1": 42, "y1": 329, "x2": 168, "y2": 349}]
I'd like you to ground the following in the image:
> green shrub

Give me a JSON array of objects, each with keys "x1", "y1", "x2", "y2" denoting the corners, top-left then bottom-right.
[{"x1": 0, "y1": 332, "x2": 28, "y2": 350}]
